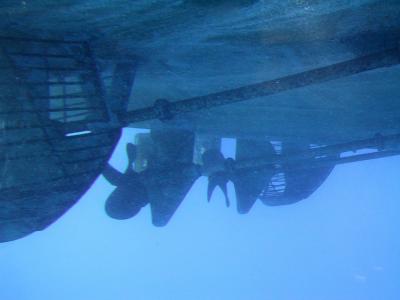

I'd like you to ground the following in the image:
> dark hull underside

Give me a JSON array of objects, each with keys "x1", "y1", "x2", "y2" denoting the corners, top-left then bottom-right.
[{"x1": 1, "y1": 0, "x2": 399, "y2": 241}]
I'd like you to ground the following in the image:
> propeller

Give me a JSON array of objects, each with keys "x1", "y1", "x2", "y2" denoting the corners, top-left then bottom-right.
[
  {"x1": 202, "y1": 138, "x2": 276, "y2": 213},
  {"x1": 101, "y1": 134, "x2": 335, "y2": 223},
  {"x1": 102, "y1": 143, "x2": 148, "y2": 220},
  {"x1": 208, "y1": 171, "x2": 231, "y2": 207},
  {"x1": 103, "y1": 128, "x2": 201, "y2": 226},
  {"x1": 202, "y1": 149, "x2": 230, "y2": 207}
]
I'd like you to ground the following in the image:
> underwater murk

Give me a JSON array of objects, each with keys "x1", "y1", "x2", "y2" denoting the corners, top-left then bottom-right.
[{"x1": 0, "y1": 1, "x2": 399, "y2": 299}]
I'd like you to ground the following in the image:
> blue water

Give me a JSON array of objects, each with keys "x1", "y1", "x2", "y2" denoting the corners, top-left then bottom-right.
[
  {"x1": 1, "y1": 1, "x2": 400, "y2": 299},
  {"x1": 1, "y1": 128, "x2": 399, "y2": 300}
]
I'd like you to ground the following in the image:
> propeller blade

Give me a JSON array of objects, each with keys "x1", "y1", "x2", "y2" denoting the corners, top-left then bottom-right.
[
  {"x1": 103, "y1": 143, "x2": 148, "y2": 220},
  {"x1": 102, "y1": 143, "x2": 137, "y2": 186},
  {"x1": 202, "y1": 149, "x2": 230, "y2": 206},
  {"x1": 207, "y1": 172, "x2": 230, "y2": 207},
  {"x1": 102, "y1": 163, "x2": 126, "y2": 186},
  {"x1": 234, "y1": 138, "x2": 276, "y2": 213},
  {"x1": 207, "y1": 177, "x2": 216, "y2": 202},
  {"x1": 104, "y1": 169, "x2": 148, "y2": 220},
  {"x1": 105, "y1": 183, "x2": 147, "y2": 220}
]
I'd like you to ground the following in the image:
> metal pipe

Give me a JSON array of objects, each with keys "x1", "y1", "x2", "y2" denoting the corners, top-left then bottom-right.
[
  {"x1": 198, "y1": 149, "x2": 400, "y2": 177},
  {"x1": 218, "y1": 133, "x2": 400, "y2": 174},
  {"x1": 123, "y1": 46, "x2": 400, "y2": 124}
]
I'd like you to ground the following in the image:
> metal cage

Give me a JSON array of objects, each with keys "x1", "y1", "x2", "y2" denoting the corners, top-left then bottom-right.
[{"x1": 0, "y1": 37, "x2": 121, "y2": 242}]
